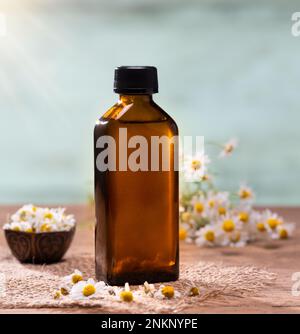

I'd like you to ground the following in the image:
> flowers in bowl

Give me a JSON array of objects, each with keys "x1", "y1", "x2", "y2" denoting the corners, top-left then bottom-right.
[
  {"x1": 3, "y1": 204, "x2": 76, "y2": 233},
  {"x1": 3, "y1": 205, "x2": 76, "y2": 264}
]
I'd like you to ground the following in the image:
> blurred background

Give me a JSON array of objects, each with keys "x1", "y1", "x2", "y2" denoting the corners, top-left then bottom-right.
[{"x1": 0, "y1": 0, "x2": 299, "y2": 205}]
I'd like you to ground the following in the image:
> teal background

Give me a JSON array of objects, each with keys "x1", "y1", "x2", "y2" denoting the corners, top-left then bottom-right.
[{"x1": 0, "y1": 0, "x2": 299, "y2": 205}]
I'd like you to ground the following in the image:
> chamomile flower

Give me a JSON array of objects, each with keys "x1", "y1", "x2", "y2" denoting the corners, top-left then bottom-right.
[
  {"x1": 205, "y1": 191, "x2": 230, "y2": 219},
  {"x1": 246, "y1": 210, "x2": 267, "y2": 240},
  {"x1": 200, "y1": 173, "x2": 213, "y2": 182},
  {"x1": 70, "y1": 278, "x2": 106, "y2": 300},
  {"x1": 183, "y1": 153, "x2": 210, "y2": 182},
  {"x1": 195, "y1": 225, "x2": 221, "y2": 247},
  {"x1": 220, "y1": 215, "x2": 242, "y2": 234},
  {"x1": 217, "y1": 206, "x2": 228, "y2": 216},
  {"x1": 219, "y1": 138, "x2": 238, "y2": 158},
  {"x1": 63, "y1": 269, "x2": 84, "y2": 286},
  {"x1": 234, "y1": 207, "x2": 255, "y2": 236},
  {"x1": 271, "y1": 223, "x2": 295, "y2": 240},
  {"x1": 181, "y1": 211, "x2": 193, "y2": 223},
  {"x1": 191, "y1": 195, "x2": 207, "y2": 216},
  {"x1": 60, "y1": 286, "x2": 70, "y2": 296},
  {"x1": 8, "y1": 222, "x2": 22, "y2": 232},
  {"x1": 179, "y1": 227, "x2": 188, "y2": 241},
  {"x1": 20, "y1": 222, "x2": 34, "y2": 233},
  {"x1": 238, "y1": 184, "x2": 254, "y2": 202},
  {"x1": 53, "y1": 290, "x2": 62, "y2": 300},
  {"x1": 256, "y1": 221, "x2": 267, "y2": 233},
  {"x1": 264, "y1": 211, "x2": 283, "y2": 231},
  {"x1": 189, "y1": 287, "x2": 200, "y2": 296},
  {"x1": 222, "y1": 230, "x2": 248, "y2": 247},
  {"x1": 119, "y1": 283, "x2": 134, "y2": 302},
  {"x1": 193, "y1": 200, "x2": 205, "y2": 215},
  {"x1": 155, "y1": 285, "x2": 181, "y2": 300}
]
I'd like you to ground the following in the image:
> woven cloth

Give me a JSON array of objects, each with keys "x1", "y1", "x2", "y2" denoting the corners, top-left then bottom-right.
[{"x1": 0, "y1": 252, "x2": 276, "y2": 313}]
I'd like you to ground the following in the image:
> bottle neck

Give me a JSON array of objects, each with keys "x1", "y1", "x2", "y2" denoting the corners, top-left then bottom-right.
[{"x1": 119, "y1": 94, "x2": 153, "y2": 104}]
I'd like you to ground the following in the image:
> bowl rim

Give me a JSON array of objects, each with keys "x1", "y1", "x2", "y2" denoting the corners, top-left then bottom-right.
[{"x1": 3, "y1": 226, "x2": 76, "y2": 235}]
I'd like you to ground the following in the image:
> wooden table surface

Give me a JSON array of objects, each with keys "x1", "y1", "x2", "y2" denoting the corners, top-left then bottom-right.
[{"x1": 0, "y1": 205, "x2": 300, "y2": 314}]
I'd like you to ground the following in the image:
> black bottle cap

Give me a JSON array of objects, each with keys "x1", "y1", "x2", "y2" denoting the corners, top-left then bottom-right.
[{"x1": 114, "y1": 66, "x2": 158, "y2": 94}]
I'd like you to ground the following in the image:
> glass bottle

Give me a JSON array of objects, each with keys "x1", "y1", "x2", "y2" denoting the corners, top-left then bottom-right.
[{"x1": 94, "y1": 66, "x2": 179, "y2": 285}]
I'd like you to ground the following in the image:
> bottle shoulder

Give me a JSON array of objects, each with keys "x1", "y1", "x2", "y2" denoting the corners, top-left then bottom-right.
[{"x1": 95, "y1": 99, "x2": 177, "y2": 128}]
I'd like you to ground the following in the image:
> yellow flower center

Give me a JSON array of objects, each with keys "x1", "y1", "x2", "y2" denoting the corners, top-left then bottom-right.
[
  {"x1": 179, "y1": 228, "x2": 187, "y2": 241},
  {"x1": 20, "y1": 210, "x2": 27, "y2": 221},
  {"x1": 267, "y1": 218, "x2": 280, "y2": 230},
  {"x1": 120, "y1": 291, "x2": 133, "y2": 302},
  {"x1": 72, "y1": 274, "x2": 83, "y2": 284},
  {"x1": 239, "y1": 212, "x2": 249, "y2": 223},
  {"x1": 218, "y1": 207, "x2": 227, "y2": 215},
  {"x1": 194, "y1": 202, "x2": 204, "y2": 213},
  {"x1": 162, "y1": 286, "x2": 174, "y2": 299},
  {"x1": 230, "y1": 231, "x2": 241, "y2": 243},
  {"x1": 204, "y1": 230, "x2": 215, "y2": 242},
  {"x1": 54, "y1": 290, "x2": 62, "y2": 299},
  {"x1": 189, "y1": 287, "x2": 199, "y2": 296},
  {"x1": 240, "y1": 189, "x2": 251, "y2": 199},
  {"x1": 181, "y1": 212, "x2": 191, "y2": 222},
  {"x1": 225, "y1": 144, "x2": 234, "y2": 153},
  {"x1": 256, "y1": 222, "x2": 266, "y2": 232},
  {"x1": 191, "y1": 159, "x2": 201, "y2": 170},
  {"x1": 208, "y1": 200, "x2": 215, "y2": 208},
  {"x1": 12, "y1": 226, "x2": 20, "y2": 232},
  {"x1": 32, "y1": 206, "x2": 37, "y2": 212},
  {"x1": 60, "y1": 287, "x2": 69, "y2": 296},
  {"x1": 44, "y1": 212, "x2": 53, "y2": 220},
  {"x1": 201, "y1": 174, "x2": 209, "y2": 181},
  {"x1": 279, "y1": 229, "x2": 288, "y2": 239},
  {"x1": 222, "y1": 219, "x2": 235, "y2": 232},
  {"x1": 40, "y1": 223, "x2": 52, "y2": 232},
  {"x1": 25, "y1": 228, "x2": 33, "y2": 233},
  {"x1": 82, "y1": 284, "x2": 96, "y2": 297}
]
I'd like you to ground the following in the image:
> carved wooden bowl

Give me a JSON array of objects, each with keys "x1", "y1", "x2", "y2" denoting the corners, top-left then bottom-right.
[{"x1": 4, "y1": 227, "x2": 75, "y2": 264}]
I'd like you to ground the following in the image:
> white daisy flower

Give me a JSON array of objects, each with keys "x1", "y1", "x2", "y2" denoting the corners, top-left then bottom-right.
[
  {"x1": 219, "y1": 138, "x2": 238, "y2": 158},
  {"x1": 206, "y1": 192, "x2": 230, "y2": 217},
  {"x1": 119, "y1": 282, "x2": 134, "y2": 302},
  {"x1": 183, "y1": 153, "x2": 210, "y2": 182},
  {"x1": 180, "y1": 211, "x2": 193, "y2": 224},
  {"x1": 9, "y1": 222, "x2": 22, "y2": 232},
  {"x1": 271, "y1": 223, "x2": 295, "y2": 240},
  {"x1": 154, "y1": 285, "x2": 181, "y2": 300},
  {"x1": 238, "y1": 184, "x2": 254, "y2": 202},
  {"x1": 222, "y1": 230, "x2": 248, "y2": 247},
  {"x1": 191, "y1": 195, "x2": 207, "y2": 216},
  {"x1": 195, "y1": 225, "x2": 222, "y2": 247},
  {"x1": 219, "y1": 215, "x2": 242, "y2": 234},
  {"x1": 263, "y1": 210, "x2": 284, "y2": 232},
  {"x1": 200, "y1": 173, "x2": 213, "y2": 182},
  {"x1": 244, "y1": 210, "x2": 266, "y2": 240},
  {"x1": 70, "y1": 278, "x2": 107, "y2": 300},
  {"x1": 179, "y1": 225, "x2": 189, "y2": 241},
  {"x1": 20, "y1": 222, "x2": 34, "y2": 233},
  {"x1": 63, "y1": 269, "x2": 84, "y2": 286}
]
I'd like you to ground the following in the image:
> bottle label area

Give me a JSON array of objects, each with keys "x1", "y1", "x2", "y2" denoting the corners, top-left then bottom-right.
[{"x1": 95, "y1": 127, "x2": 204, "y2": 177}]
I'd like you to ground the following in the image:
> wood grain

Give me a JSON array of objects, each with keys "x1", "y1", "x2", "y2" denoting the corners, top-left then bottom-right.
[{"x1": 0, "y1": 205, "x2": 300, "y2": 314}]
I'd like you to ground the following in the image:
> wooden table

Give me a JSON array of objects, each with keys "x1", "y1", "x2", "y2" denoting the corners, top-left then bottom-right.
[{"x1": 0, "y1": 205, "x2": 300, "y2": 314}]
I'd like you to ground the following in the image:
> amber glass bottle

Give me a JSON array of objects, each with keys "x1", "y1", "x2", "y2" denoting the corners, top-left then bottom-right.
[{"x1": 94, "y1": 66, "x2": 179, "y2": 285}]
